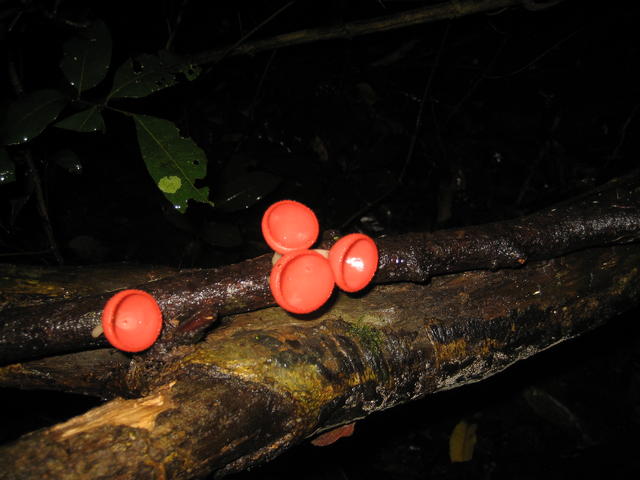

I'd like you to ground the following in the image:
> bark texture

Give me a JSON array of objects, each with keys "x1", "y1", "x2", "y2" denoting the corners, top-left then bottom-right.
[
  {"x1": 187, "y1": 0, "x2": 557, "y2": 66},
  {"x1": 1, "y1": 242, "x2": 638, "y2": 479},
  {"x1": 1, "y1": 172, "x2": 639, "y2": 366}
]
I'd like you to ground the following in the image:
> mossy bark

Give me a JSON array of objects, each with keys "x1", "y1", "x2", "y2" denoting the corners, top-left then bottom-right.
[{"x1": 1, "y1": 243, "x2": 638, "y2": 479}]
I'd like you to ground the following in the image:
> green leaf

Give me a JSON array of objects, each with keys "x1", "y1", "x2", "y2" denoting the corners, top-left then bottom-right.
[
  {"x1": 55, "y1": 106, "x2": 105, "y2": 133},
  {"x1": 182, "y1": 64, "x2": 202, "y2": 82},
  {"x1": 60, "y1": 19, "x2": 112, "y2": 93},
  {"x1": 1, "y1": 90, "x2": 68, "y2": 145},
  {"x1": 158, "y1": 50, "x2": 202, "y2": 81},
  {"x1": 108, "y1": 54, "x2": 177, "y2": 100},
  {"x1": 133, "y1": 114, "x2": 211, "y2": 212},
  {"x1": 0, "y1": 148, "x2": 16, "y2": 184}
]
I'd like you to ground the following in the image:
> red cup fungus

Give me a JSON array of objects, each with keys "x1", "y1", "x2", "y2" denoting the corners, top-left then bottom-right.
[
  {"x1": 262, "y1": 200, "x2": 378, "y2": 313},
  {"x1": 329, "y1": 233, "x2": 378, "y2": 292},
  {"x1": 270, "y1": 250, "x2": 335, "y2": 314},
  {"x1": 101, "y1": 289, "x2": 163, "y2": 352},
  {"x1": 261, "y1": 200, "x2": 319, "y2": 254}
]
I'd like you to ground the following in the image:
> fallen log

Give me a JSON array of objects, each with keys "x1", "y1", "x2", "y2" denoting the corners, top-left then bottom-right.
[
  {"x1": 1, "y1": 172, "x2": 639, "y2": 366},
  {"x1": 1, "y1": 240, "x2": 638, "y2": 478}
]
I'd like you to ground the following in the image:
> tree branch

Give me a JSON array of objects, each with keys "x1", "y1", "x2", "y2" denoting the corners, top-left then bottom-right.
[
  {"x1": 1, "y1": 171, "x2": 639, "y2": 368},
  {"x1": 1, "y1": 240, "x2": 638, "y2": 479},
  {"x1": 0, "y1": 349, "x2": 131, "y2": 398},
  {"x1": 185, "y1": 0, "x2": 538, "y2": 65}
]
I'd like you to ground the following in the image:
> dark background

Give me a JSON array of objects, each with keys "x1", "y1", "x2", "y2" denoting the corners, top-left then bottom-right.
[{"x1": 1, "y1": 0, "x2": 640, "y2": 478}]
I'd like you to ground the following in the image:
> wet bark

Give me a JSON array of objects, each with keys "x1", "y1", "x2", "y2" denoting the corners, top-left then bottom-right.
[
  {"x1": 0, "y1": 173, "x2": 639, "y2": 478},
  {"x1": 1, "y1": 242, "x2": 639, "y2": 479},
  {"x1": 1, "y1": 172, "x2": 639, "y2": 365}
]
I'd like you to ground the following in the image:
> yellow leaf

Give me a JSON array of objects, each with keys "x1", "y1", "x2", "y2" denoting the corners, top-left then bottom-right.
[{"x1": 449, "y1": 420, "x2": 477, "y2": 463}]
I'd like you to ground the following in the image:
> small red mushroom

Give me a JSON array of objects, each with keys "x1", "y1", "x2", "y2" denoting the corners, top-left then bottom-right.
[
  {"x1": 262, "y1": 201, "x2": 378, "y2": 314},
  {"x1": 101, "y1": 289, "x2": 163, "y2": 352}
]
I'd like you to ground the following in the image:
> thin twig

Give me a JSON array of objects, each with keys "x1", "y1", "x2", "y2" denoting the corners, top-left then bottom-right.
[
  {"x1": 606, "y1": 102, "x2": 640, "y2": 166},
  {"x1": 216, "y1": 1, "x2": 296, "y2": 65},
  {"x1": 164, "y1": 0, "x2": 191, "y2": 51},
  {"x1": 0, "y1": 249, "x2": 55, "y2": 257},
  {"x1": 446, "y1": 35, "x2": 506, "y2": 123},
  {"x1": 186, "y1": 0, "x2": 524, "y2": 66},
  {"x1": 5, "y1": 44, "x2": 63, "y2": 265},
  {"x1": 485, "y1": 26, "x2": 581, "y2": 79},
  {"x1": 521, "y1": 0, "x2": 565, "y2": 12},
  {"x1": 248, "y1": 50, "x2": 278, "y2": 121},
  {"x1": 340, "y1": 22, "x2": 451, "y2": 230},
  {"x1": 23, "y1": 151, "x2": 64, "y2": 265},
  {"x1": 402, "y1": 21, "x2": 451, "y2": 183}
]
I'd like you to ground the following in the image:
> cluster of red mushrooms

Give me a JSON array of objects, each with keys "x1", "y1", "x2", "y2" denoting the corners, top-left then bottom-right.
[{"x1": 99, "y1": 200, "x2": 379, "y2": 352}]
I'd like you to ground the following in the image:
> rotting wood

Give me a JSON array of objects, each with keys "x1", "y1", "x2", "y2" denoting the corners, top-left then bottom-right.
[
  {"x1": 52, "y1": 381, "x2": 176, "y2": 439},
  {"x1": 1, "y1": 242, "x2": 638, "y2": 479}
]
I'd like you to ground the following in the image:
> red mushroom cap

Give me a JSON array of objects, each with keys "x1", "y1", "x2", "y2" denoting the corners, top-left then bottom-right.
[
  {"x1": 261, "y1": 200, "x2": 319, "y2": 254},
  {"x1": 329, "y1": 233, "x2": 378, "y2": 292},
  {"x1": 270, "y1": 250, "x2": 334, "y2": 314},
  {"x1": 101, "y1": 289, "x2": 162, "y2": 352}
]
